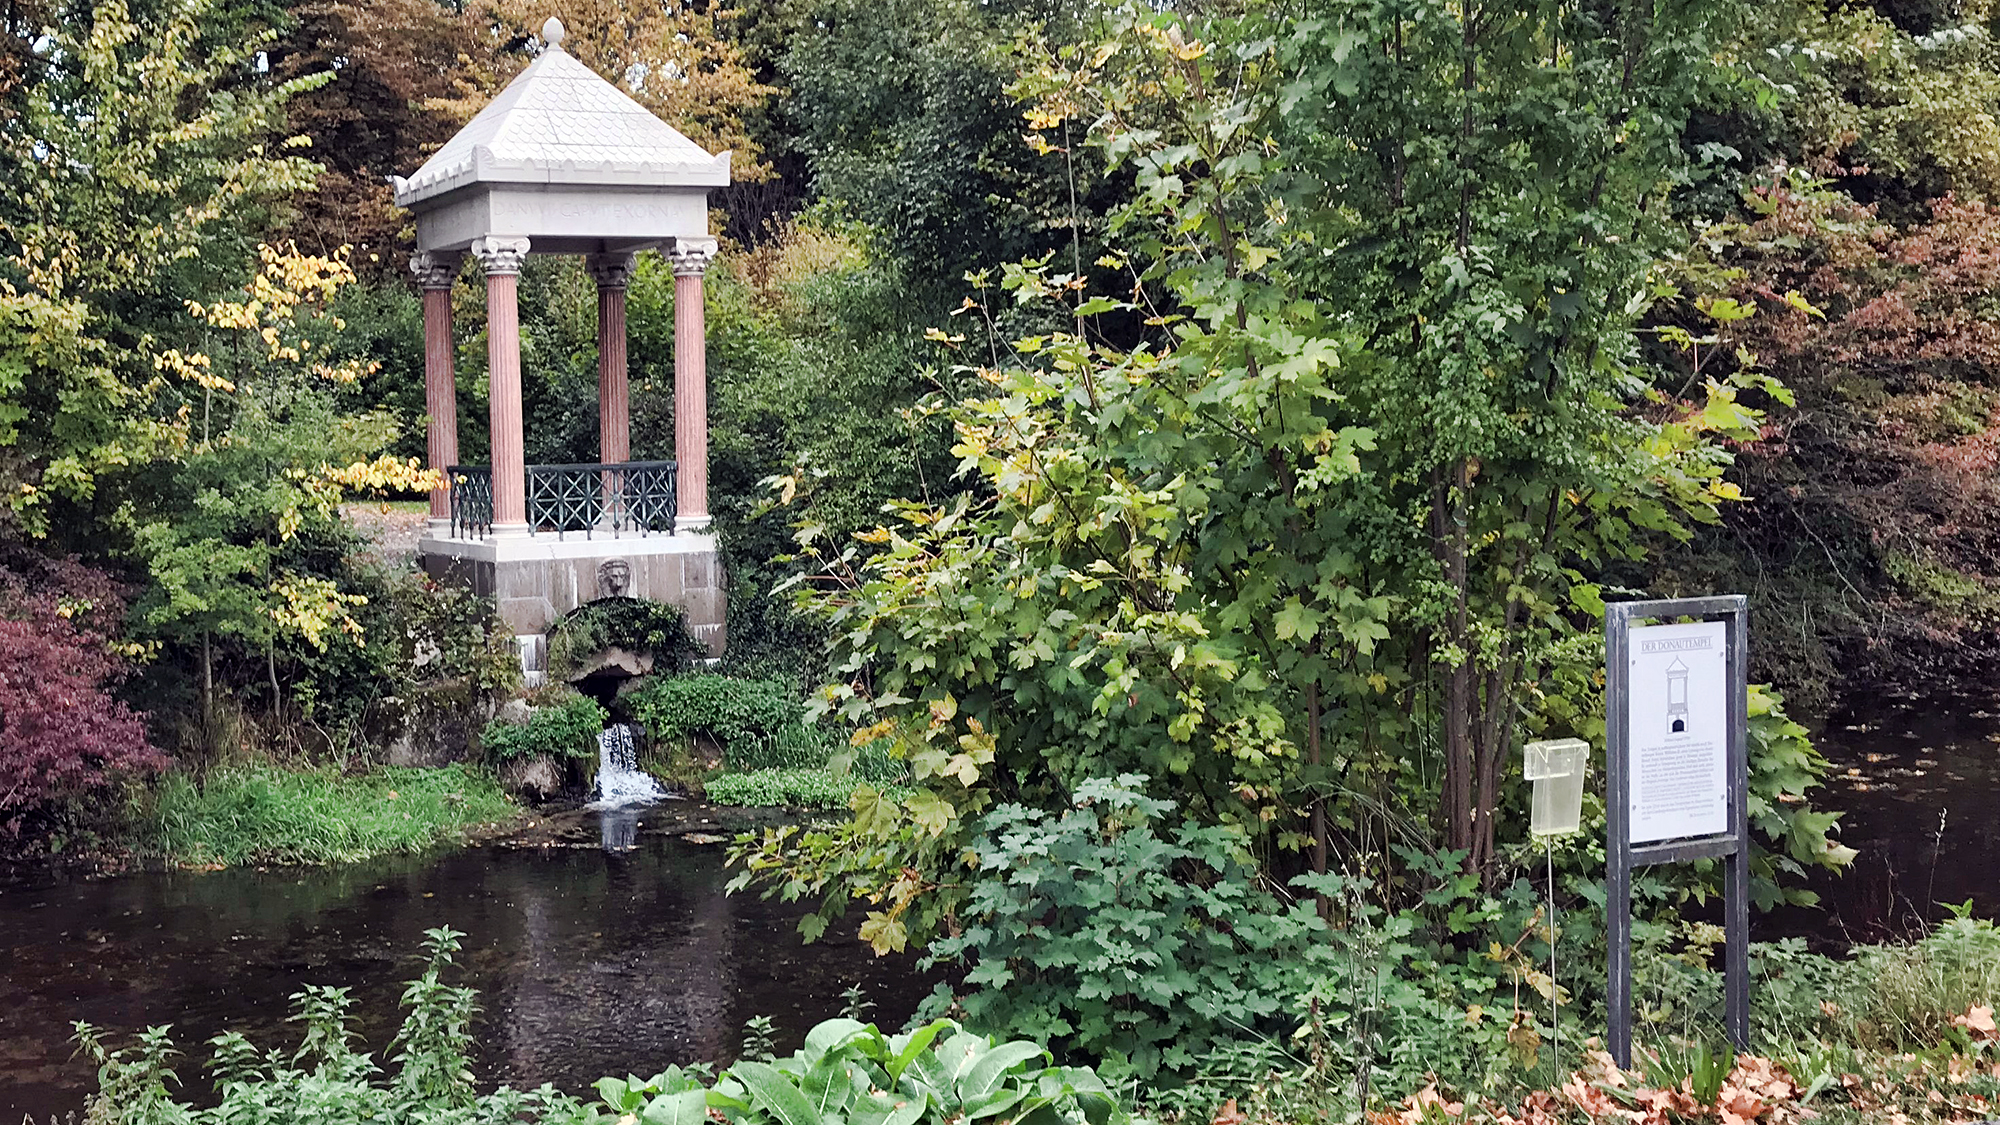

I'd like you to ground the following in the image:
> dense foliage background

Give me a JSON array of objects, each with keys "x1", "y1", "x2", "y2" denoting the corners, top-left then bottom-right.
[{"x1": 9, "y1": 0, "x2": 2000, "y2": 1113}]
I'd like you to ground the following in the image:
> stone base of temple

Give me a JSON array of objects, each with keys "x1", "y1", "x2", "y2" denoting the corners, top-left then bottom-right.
[{"x1": 417, "y1": 532, "x2": 725, "y2": 656}]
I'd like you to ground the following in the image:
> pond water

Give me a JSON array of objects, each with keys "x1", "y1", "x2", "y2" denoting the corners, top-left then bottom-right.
[
  {"x1": 0, "y1": 809, "x2": 938, "y2": 1119},
  {"x1": 1796, "y1": 689, "x2": 2000, "y2": 939}
]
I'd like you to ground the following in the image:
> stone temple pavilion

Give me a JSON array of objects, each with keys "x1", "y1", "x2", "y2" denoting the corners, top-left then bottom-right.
[{"x1": 396, "y1": 16, "x2": 729, "y2": 677}]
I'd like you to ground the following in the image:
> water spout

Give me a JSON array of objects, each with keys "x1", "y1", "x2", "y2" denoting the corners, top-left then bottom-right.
[{"x1": 589, "y1": 723, "x2": 670, "y2": 809}]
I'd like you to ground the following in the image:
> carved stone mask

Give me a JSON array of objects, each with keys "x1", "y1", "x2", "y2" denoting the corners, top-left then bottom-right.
[{"x1": 598, "y1": 559, "x2": 632, "y2": 599}]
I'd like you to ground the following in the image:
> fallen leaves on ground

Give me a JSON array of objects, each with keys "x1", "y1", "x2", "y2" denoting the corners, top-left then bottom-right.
[
  {"x1": 1360, "y1": 1044, "x2": 2000, "y2": 1125},
  {"x1": 1952, "y1": 1005, "x2": 1996, "y2": 1041}
]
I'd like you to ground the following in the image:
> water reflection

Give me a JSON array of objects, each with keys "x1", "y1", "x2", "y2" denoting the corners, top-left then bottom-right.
[
  {"x1": 600, "y1": 807, "x2": 643, "y2": 851},
  {"x1": 0, "y1": 822, "x2": 935, "y2": 1118},
  {"x1": 1794, "y1": 689, "x2": 2000, "y2": 938}
]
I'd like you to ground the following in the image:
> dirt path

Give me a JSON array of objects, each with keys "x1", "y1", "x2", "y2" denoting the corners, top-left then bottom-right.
[{"x1": 343, "y1": 502, "x2": 429, "y2": 569}]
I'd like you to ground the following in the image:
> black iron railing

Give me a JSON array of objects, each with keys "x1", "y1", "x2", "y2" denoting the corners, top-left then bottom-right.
[
  {"x1": 446, "y1": 461, "x2": 678, "y2": 540},
  {"x1": 448, "y1": 465, "x2": 493, "y2": 540},
  {"x1": 529, "y1": 461, "x2": 679, "y2": 538}
]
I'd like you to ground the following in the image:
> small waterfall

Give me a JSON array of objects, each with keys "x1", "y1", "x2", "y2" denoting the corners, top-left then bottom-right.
[{"x1": 588, "y1": 723, "x2": 669, "y2": 809}]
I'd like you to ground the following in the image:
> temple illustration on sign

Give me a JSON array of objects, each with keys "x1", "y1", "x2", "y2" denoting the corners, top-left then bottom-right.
[{"x1": 1667, "y1": 656, "x2": 1689, "y2": 734}]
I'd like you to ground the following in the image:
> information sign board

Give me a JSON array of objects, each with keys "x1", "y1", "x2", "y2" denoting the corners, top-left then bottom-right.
[
  {"x1": 1604, "y1": 598, "x2": 1750, "y2": 1070},
  {"x1": 1626, "y1": 620, "x2": 1729, "y2": 843}
]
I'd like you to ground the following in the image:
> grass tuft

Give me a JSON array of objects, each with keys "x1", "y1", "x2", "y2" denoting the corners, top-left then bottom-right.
[{"x1": 144, "y1": 764, "x2": 518, "y2": 866}]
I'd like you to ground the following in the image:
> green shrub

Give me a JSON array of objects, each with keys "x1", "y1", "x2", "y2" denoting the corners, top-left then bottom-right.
[
  {"x1": 594, "y1": 1017, "x2": 1124, "y2": 1125},
  {"x1": 921, "y1": 776, "x2": 1336, "y2": 1083},
  {"x1": 480, "y1": 694, "x2": 606, "y2": 762},
  {"x1": 917, "y1": 775, "x2": 1544, "y2": 1095},
  {"x1": 387, "y1": 575, "x2": 521, "y2": 695},
  {"x1": 144, "y1": 764, "x2": 517, "y2": 866},
  {"x1": 629, "y1": 674, "x2": 802, "y2": 750},
  {"x1": 627, "y1": 674, "x2": 908, "y2": 786},
  {"x1": 75, "y1": 927, "x2": 592, "y2": 1125}
]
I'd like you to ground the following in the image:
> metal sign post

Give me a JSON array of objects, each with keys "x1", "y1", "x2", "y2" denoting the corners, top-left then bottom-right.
[{"x1": 1604, "y1": 595, "x2": 1750, "y2": 1069}]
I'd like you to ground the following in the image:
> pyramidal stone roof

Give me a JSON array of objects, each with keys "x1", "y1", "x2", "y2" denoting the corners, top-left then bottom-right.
[{"x1": 394, "y1": 18, "x2": 731, "y2": 209}]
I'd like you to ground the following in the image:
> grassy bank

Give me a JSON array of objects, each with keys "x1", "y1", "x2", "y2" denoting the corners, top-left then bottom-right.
[
  {"x1": 701, "y1": 766, "x2": 911, "y2": 808},
  {"x1": 144, "y1": 764, "x2": 518, "y2": 866}
]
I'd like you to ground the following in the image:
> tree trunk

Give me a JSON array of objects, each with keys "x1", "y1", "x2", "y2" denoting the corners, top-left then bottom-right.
[
  {"x1": 1307, "y1": 679, "x2": 1329, "y2": 918},
  {"x1": 1431, "y1": 460, "x2": 1476, "y2": 859},
  {"x1": 268, "y1": 644, "x2": 281, "y2": 728},
  {"x1": 201, "y1": 630, "x2": 215, "y2": 754},
  {"x1": 1472, "y1": 655, "x2": 1518, "y2": 874}
]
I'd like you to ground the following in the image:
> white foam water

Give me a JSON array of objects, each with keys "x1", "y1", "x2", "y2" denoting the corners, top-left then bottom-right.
[{"x1": 588, "y1": 723, "x2": 670, "y2": 809}]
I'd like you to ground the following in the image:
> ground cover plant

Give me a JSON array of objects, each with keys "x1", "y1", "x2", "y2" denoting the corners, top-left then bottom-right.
[
  {"x1": 144, "y1": 764, "x2": 516, "y2": 866},
  {"x1": 1116, "y1": 916, "x2": 2000, "y2": 1122},
  {"x1": 598, "y1": 1020, "x2": 1124, "y2": 1125}
]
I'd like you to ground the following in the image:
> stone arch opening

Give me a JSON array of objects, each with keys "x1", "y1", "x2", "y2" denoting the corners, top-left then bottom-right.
[{"x1": 545, "y1": 595, "x2": 703, "y2": 716}]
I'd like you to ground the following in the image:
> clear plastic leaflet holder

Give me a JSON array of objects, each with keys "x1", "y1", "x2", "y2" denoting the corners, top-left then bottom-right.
[
  {"x1": 1523, "y1": 735, "x2": 1589, "y2": 1078},
  {"x1": 1523, "y1": 737, "x2": 1588, "y2": 837}
]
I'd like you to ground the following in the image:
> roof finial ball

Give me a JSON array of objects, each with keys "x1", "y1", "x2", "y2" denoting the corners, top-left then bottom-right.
[{"x1": 542, "y1": 16, "x2": 566, "y2": 49}]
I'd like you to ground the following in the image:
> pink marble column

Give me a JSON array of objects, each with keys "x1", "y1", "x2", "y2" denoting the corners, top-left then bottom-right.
[
  {"x1": 586, "y1": 253, "x2": 635, "y2": 465},
  {"x1": 472, "y1": 236, "x2": 531, "y2": 535},
  {"x1": 410, "y1": 250, "x2": 464, "y2": 532},
  {"x1": 668, "y1": 237, "x2": 717, "y2": 530}
]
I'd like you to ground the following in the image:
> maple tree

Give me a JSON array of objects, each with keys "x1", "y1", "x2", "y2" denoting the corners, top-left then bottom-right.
[
  {"x1": 126, "y1": 244, "x2": 438, "y2": 733},
  {"x1": 0, "y1": 553, "x2": 164, "y2": 844}
]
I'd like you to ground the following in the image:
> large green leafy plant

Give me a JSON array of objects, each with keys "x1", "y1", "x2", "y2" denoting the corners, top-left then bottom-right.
[
  {"x1": 921, "y1": 775, "x2": 1328, "y2": 1080},
  {"x1": 912, "y1": 776, "x2": 1534, "y2": 1092},
  {"x1": 630, "y1": 674, "x2": 805, "y2": 755},
  {"x1": 595, "y1": 1017, "x2": 1125, "y2": 1125},
  {"x1": 1741, "y1": 685, "x2": 1854, "y2": 909}
]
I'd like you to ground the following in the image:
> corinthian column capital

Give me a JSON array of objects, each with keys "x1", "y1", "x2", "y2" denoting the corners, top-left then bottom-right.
[
  {"x1": 470, "y1": 235, "x2": 532, "y2": 276},
  {"x1": 585, "y1": 251, "x2": 637, "y2": 290},
  {"x1": 410, "y1": 249, "x2": 466, "y2": 290},
  {"x1": 666, "y1": 236, "x2": 718, "y2": 277}
]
